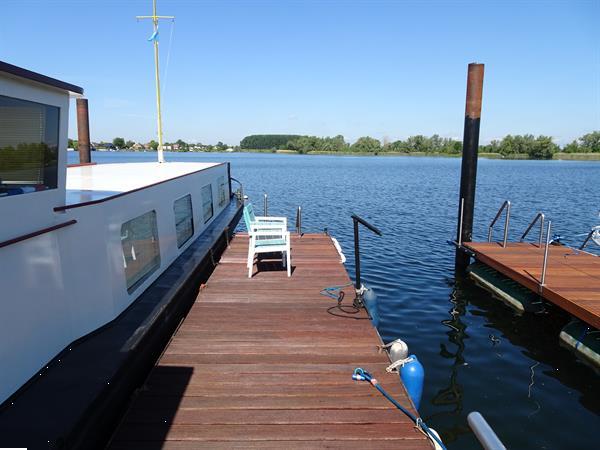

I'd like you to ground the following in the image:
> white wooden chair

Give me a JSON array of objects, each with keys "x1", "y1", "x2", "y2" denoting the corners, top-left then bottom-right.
[
  {"x1": 243, "y1": 203, "x2": 287, "y2": 232},
  {"x1": 247, "y1": 229, "x2": 291, "y2": 278}
]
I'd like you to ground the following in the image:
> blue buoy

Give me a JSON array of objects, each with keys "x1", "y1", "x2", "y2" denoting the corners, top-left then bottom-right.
[
  {"x1": 363, "y1": 286, "x2": 379, "y2": 328},
  {"x1": 400, "y1": 355, "x2": 424, "y2": 410}
]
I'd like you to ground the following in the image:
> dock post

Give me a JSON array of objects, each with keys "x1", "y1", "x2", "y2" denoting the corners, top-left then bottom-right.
[
  {"x1": 455, "y1": 63, "x2": 485, "y2": 271},
  {"x1": 76, "y1": 98, "x2": 91, "y2": 164}
]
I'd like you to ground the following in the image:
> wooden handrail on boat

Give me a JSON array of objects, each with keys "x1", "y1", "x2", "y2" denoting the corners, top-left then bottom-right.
[{"x1": 0, "y1": 220, "x2": 77, "y2": 250}]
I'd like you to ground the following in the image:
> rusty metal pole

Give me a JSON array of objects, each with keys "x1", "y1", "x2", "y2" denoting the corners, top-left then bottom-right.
[
  {"x1": 76, "y1": 98, "x2": 91, "y2": 164},
  {"x1": 455, "y1": 63, "x2": 484, "y2": 271}
]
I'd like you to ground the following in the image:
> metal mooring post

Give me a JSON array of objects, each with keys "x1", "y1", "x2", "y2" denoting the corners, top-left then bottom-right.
[
  {"x1": 455, "y1": 63, "x2": 485, "y2": 272},
  {"x1": 76, "y1": 98, "x2": 92, "y2": 164}
]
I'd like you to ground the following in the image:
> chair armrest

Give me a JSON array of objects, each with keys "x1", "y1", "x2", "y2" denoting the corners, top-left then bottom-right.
[
  {"x1": 255, "y1": 216, "x2": 287, "y2": 224},
  {"x1": 249, "y1": 222, "x2": 287, "y2": 233},
  {"x1": 250, "y1": 229, "x2": 287, "y2": 237}
]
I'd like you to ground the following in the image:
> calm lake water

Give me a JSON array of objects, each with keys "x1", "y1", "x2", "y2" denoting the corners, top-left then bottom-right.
[{"x1": 69, "y1": 151, "x2": 599, "y2": 449}]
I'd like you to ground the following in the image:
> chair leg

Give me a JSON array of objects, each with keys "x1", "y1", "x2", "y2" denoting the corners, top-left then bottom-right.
[
  {"x1": 248, "y1": 248, "x2": 254, "y2": 278},
  {"x1": 287, "y1": 247, "x2": 291, "y2": 277}
]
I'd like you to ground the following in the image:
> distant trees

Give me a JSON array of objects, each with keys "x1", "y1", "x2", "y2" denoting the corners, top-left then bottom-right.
[
  {"x1": 563, "y1": 131, "x2": 600, "y2": 153},
  {"x1": 352, "y1": 136, "x2": 381, "y2": 153},
  {"x1": 481, "y1": 135, "x2": 559, "y2": 159},
  {"x1": 112, "y1": 137, "x2": 125, "y2": 149},
  {"x1": 240, "y1": 135, "x2": 303, "y2": 150},
  {"x1": 101, "y1": 130, "x2": 599, "y2": 159}
]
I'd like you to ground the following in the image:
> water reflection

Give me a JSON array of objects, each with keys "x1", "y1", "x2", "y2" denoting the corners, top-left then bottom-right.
[{"x1": 427, "y1": 277, "x2": 470, "y2": 444}]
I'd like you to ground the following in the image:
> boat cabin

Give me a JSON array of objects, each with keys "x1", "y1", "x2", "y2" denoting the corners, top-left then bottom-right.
[{"x1": 0, "y1": 62, "x2": 234, "y2": 405}]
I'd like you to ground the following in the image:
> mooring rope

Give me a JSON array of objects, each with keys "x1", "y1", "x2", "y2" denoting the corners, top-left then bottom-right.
[{"x1": 352, "y1": 368, "x2": 447, "y2": 450}]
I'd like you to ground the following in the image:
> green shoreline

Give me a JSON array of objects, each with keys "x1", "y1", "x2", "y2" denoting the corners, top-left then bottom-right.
[{"x1": 236, "y1": 149, "x2": 600, "y2": 160}]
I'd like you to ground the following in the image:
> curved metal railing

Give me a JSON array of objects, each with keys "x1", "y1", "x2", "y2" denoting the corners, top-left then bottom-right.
[
  {"x1": 520, "y1": 212, "x2": 545, "y2": 247},
  {"x1": 488, "y1": 200, "x2": 511, "y2": 248}
]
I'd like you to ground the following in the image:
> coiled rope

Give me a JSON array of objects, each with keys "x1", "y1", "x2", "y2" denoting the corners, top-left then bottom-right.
[{"x1": 320, "y1": 283, "x2": 368, "y2": 319}]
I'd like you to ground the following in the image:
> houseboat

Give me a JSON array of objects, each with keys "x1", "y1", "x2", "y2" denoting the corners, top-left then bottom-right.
[{"x1": 0, "y1": 60, "x2": 242, "y2": 448}]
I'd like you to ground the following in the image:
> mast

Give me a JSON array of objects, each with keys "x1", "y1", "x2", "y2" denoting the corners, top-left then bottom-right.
[{"x1": 137, "y1": 0, "x2": 174, "y2": 163}]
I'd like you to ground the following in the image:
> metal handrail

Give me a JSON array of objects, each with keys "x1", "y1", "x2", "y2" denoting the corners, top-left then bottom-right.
[
  {"x1": 520, "y1": 212, "x2": 545, "y2": 247},
  {"x1": 263, "y1": 193, "x2": 268, "y2": 216},
  {"x1": 579, "y1": 227, "x2": 600, "y2": 250},
  {"x1": 488, "y1": 200, "x2": 511, "y2": 248},
  {"x1": 468, "y1": 412, "x2": 507, "y2": 450},
  {"x1": 296, "y1": 206, "x2": 302, "y2": 235},
  {"x1": 351, "y1": 214, "x2": 382, "y2": 307},
  {"x1": 230, "y1": 177, "x2": 243, "y2": 202},
  {"x1": 457, "y1": 197, "x2": 465, "y2": 246},
  {"x1": 540, "y1": 220, "x2": 552, "y2": 291}
]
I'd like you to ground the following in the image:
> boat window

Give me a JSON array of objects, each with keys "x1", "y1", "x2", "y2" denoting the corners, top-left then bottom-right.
[
  {"x1": 121, "y1": 210, "x2": 161, "y2": 294},
  {"x1": 174, "y1": 194, "x2": 194, "y2": 248},
  {"x1": 201, "y1": 184, "x2": 213, "y2": 223},
  {"x1": 217, "y1": 175, "x2": 227, "y2": 207},
  {"x1": 0, "y1": 95, "x2": 60, "y2": 198}
]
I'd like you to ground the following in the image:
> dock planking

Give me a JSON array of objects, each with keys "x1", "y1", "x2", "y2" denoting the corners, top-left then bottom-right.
[
  {"x1": 109, "y1": 233, "x2": 432, "y2": 449},
  {"x1": 465, "y1": 242, "x2": 600, "y2": 329}
]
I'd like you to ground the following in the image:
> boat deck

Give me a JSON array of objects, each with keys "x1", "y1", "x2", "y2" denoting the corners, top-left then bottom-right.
[
  {"x1": 465, "y1": 242, "x2": 600, "y2": 329},
  {"x1": 63, "y1": 162, "x2": 223, "y2": 207},
  {"x1": 109, "y1": 233, "x2": 431, "y2": 449}
]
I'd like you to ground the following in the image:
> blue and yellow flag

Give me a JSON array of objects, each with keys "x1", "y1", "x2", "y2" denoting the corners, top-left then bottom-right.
[{"x1": 148, "y1": 28, "x2": 159, "y2": 42}]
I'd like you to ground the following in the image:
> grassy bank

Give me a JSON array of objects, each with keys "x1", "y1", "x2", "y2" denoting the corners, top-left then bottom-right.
[
  {"x1": 553, "y1": 153, "x2": 600, "y2": 160},
  {"x1": 237, "y1": 149, "x2": 600, "y2": 160}
]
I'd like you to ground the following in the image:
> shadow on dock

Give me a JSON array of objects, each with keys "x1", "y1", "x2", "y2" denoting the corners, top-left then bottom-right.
[{"x1": 108, "y1": 365, "x2": 194, "y2": 449}]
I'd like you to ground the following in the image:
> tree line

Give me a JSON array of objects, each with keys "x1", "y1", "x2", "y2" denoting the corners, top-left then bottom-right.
[
  {"x1": 68, "y1": 137, "x2": 234, "y2": 152},
  {"x1": 240, "y1": 132, "x2": 600, "y2": 159}
]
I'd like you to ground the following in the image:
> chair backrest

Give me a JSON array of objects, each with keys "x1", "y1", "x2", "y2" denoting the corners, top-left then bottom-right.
[
  {"x1": 246, "y1": 203, "x2": 257, "y2": 222},
  {"x1": 243, "y1": 205, "x2": 253, "y2": 231}
]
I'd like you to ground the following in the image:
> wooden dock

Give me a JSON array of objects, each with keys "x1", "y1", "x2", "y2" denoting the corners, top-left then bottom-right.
[
  {"x1": 109, "y1": 233, "x2": 432, "y2": 449},
  {"x1": 465, "y1": 242, "x2": 600, "y2": 329}
]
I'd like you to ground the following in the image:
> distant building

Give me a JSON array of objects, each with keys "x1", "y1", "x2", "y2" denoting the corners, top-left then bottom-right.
[{"x1": 131, "y1": 143, "x2": 144, "y2": 151}]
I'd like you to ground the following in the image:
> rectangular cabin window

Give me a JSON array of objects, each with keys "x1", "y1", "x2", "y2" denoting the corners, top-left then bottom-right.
[
  {"x1": 121, "y1": 210, "x2": 161, "y2": 294},
  {"x1": 174, "y1": 194, "x2": 194, "y2": 248},
  {"x1": 217, "y1": 175, "x2": 227, "y2": 207},
  {"x1": 201, "y1": 184, "x2": 213, "y2": 223},
  {"x1": 0, "y1": 95, "x2": 59, "y2": 197}
]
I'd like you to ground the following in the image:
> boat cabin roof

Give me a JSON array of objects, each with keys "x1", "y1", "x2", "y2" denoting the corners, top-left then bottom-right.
[
  {"x1": 61, "y1": 162, "x2": 223, "y2": 210},
  {"x1": 0, "y1": 60, "x2": 83, "y2": 95}
]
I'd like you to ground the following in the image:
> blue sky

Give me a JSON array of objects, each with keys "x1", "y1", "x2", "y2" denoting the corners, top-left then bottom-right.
[{"x1": 2, "y1": 0, "x2": 599, "y2": 145}]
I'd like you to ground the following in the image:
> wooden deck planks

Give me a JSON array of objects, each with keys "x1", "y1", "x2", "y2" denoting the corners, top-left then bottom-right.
[
  {"x1": 465, "y1": 242, "x2": 600, "y2": 328},
  {"x1": 109, "y1": 233, "x2": 431, "y2": 448}
]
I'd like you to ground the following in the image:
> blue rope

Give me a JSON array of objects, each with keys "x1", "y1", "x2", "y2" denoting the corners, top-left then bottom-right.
[
  {"x1": 319, "y1": 283, "x2": 353, "y2": 300},
  {"x1": 352, "y1": 368, "x2": 447, "y2": 450}
]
